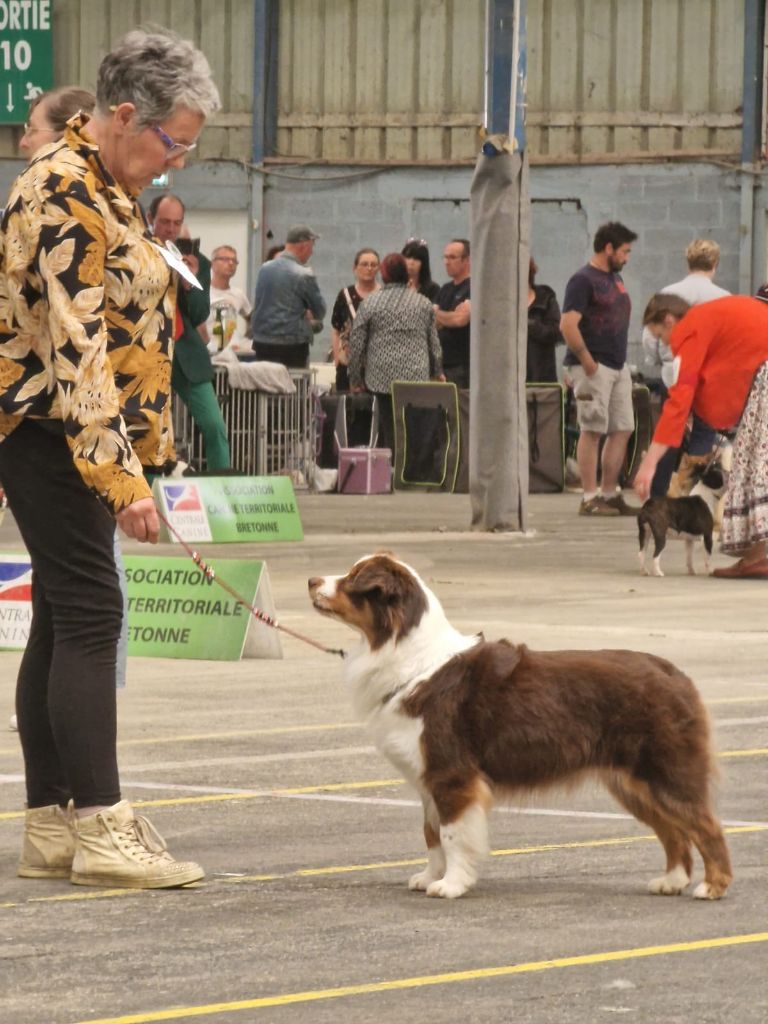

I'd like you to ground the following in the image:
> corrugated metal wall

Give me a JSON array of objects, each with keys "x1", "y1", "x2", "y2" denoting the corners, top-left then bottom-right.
[
  {"x1": 0, "y1": 0, "x2": 254, "y2": 160},
  {"x1": 0, "y1": 0, "x2": 747, "y2": 165},
  {"x1": 277, "y1": 0, "x2": 744, "y2": 164}
]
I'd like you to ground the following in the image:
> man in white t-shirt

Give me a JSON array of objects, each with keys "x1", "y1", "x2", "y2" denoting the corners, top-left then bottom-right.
[{"x1": 205, "y1": 245, "x2": 253, "y2": 354}]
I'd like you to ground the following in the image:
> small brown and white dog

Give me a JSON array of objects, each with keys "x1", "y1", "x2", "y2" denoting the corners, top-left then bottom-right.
[
  {"x1": 309, "y1": 553, "x2": 732, "y2": 900},
  {"x1": 637, "y1": 463, "x2": 726, "y2": 577}
]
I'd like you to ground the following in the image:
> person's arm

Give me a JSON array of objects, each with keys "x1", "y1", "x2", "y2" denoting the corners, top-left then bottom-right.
[
  {"x1": 435, "y1": 300, "x2": 471, "y2": 329},
  {"x1": 180, "y1": 252, "x2": 211, "y2": 328},
  {"x1": 641, "y1": 325, "x2": 663, "y2": 369},
  {"x1": 301, "y1": 272, "x2": 327, "y2": 322},
  {"x1": 633, "y1": 441, "x2": 670, "y2": 503},
  {"x1": 529, "y1": 289, "x2": 563, "y2": 347},
  {"x1": 560, "y1": 311, "x2": 599, "y2": 376},
  {"x1": 427, "y1": 308, "x2": 444, "y2": 380},
  {"x1": 651, "y1": 324, "x2": 708, "y2": 448},
  {"x1": 35, "y1": 182, "x2": 154, "y2": 521},
  {"x1": 348, "y1": 303, "x2": 369, "y2": 391}
]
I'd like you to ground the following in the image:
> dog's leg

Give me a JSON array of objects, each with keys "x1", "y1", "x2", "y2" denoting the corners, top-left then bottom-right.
[
  {"x1": 685, "y1": 538, "x2": 695, "y2": 575},
  {"x1": 663, "y1": 801, "x2": 733, "y2": 900},
  {"x1": 644, "y1": 781, "x2": 733, "y2": 900},
  {"x1": 427, "y1": 777, "x2": 492, "y2": 899},
  {"x1": 651, "y1": 528, "x2": 665, "y2": 577},
  {"x1": 409, "y1": 797, "x2": 446, "y2": 892},
  {"x1": 702, "y1": 531, "x2": 713, "y2": 575},
  {"x1": 603, "y1": 772, "x2": 692, "y2": 894},
  {"x1": 638, "y1": 520, "x2": 649, "y2": 575}
]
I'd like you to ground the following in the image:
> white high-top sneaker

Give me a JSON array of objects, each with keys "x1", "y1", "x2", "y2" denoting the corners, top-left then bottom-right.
[
  {"x1": 71, "y1": 800, "x2": 204, "y2": 889},
  {"x1": 17, "y1": 803, "x2": 76, "y2": 878}
]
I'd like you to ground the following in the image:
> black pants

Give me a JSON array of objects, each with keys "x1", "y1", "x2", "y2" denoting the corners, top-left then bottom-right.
[
  {"x1": 253, "y1": 340, "x2": 309, "y2": 369},
  {"x1": 0, "y1": 422, "x2": 122, "y2": 808}
]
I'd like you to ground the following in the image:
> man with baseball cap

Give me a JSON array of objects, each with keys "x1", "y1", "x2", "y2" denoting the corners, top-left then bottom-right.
[{"x1": 251, "y1": 224, "x2": 326, "y2": 367}]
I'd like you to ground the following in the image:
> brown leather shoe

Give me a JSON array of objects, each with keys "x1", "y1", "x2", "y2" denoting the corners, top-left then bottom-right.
[{"x1": 711, "y1": 558, "x2": 768, "y2": 579}]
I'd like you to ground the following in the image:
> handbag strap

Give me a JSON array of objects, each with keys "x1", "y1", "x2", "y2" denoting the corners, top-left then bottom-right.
[{"x1": 343, "y1": 287, "x2": 357, "y2": 322}]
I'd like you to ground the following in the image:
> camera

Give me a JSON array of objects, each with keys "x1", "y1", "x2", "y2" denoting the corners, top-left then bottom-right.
[{"x1": 175, "y1": 237, "x2": 200, "y2": 257}]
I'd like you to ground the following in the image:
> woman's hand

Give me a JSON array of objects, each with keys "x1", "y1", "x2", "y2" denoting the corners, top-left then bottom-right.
[
  {"x1": 117, "y1": 497, "x2": 160, "y2": 544},
  {"x1": 633, "y1": 442, "x2": 669, "y2": 503}
]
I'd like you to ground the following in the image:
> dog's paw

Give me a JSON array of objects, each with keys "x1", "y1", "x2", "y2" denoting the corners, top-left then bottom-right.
[
  {"x1": 692, "y1": 881, "x2": 726, "y2": 900},
  {"x1": 648, "y1": 866, "x2": 690, "y2": 895},
  {"x1": 651, "y1": 567, "x2": 665, "y2": 578},
  {"x1": 408, "y1": 869, "x2": 436, "y2": 892},
  {"x1": 426, "y1": 878, "x2": 468, "y2": 899}
]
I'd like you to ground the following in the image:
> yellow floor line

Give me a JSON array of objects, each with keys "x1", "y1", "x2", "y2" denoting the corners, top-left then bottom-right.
[
  {"x1": 74, "y1": 932, "x2": 768, "y2": 1023},
  {"x1": 115, "y1": 723, "x2": 359, "y2": 748},
  {"x1": 2, "y1": 824, "x2": 763, "y2": 909},
  {"x1": 1, "y1": 747, "x2": 766, "y2": 820}
]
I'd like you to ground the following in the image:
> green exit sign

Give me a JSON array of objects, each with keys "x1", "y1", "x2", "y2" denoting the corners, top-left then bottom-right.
[{"x1": 0, "y1": 0, "x2": 54, "y2": 125}]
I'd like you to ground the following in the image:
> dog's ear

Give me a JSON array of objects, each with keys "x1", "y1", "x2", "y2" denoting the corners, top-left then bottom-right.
[
  {"x1": 700, "y1": 464, "x2": 724, "y2": 490},
  {"x1": 346, "y1": 557, "x2": 402, "y2": 600}
]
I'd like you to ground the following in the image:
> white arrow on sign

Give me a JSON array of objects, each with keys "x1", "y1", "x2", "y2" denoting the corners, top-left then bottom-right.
[{"x1": 6, "y1": 84, "x2": 13, "y2": 113}]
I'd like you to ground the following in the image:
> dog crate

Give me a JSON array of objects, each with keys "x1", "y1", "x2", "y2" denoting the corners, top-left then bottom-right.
[{"x1": 172, "y1": 366, "x2": 316, "y2": 486}]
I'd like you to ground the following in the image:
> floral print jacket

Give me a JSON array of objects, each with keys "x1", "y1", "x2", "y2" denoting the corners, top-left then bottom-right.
[{"x1": 0, "y1": 115, "x2": 175, "y2": 515}]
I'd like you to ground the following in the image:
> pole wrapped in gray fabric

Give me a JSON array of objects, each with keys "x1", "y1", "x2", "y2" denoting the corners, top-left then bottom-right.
[{"x1": 469, "y1": 149, "x2": 530, "y2": 530}]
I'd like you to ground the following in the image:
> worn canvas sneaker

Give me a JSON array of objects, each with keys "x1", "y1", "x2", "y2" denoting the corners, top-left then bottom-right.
[
  {"x1": 17, "y1": 803, "x2": 76, "y2": 878},
  {"x1": 602, "y1": 493, "x2": 640, "y2": 517},
  {"x1": 71, "y1": 800, "x2": 204, "y2": 889},
  {"x1": 578, "y1": 496, "x2": 620, "y2": 517}
]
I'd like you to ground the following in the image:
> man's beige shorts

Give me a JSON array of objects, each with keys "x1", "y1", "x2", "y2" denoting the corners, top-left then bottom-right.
[{"x1": 570, "y1": 363, "x2": 635, "y2": 434}]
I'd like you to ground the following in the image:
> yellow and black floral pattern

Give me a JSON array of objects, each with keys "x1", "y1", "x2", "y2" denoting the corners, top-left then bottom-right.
[{"x1": 0, "y1": 115, "x2": 175, "y2": 514}]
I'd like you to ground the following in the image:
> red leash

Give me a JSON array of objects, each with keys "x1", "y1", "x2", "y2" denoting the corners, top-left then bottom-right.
[{"x1": 156, "y1": 511, "x2": 345, "y2": 658}]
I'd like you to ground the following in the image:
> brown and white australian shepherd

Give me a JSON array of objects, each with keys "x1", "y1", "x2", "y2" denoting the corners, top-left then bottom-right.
[{"x1": 309, "y1": 553, "x2": 732, "y2": 901}]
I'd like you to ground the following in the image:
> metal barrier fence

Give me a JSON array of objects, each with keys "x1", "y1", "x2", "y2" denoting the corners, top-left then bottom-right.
[{"x1": 172, "y1": 367, "x2": 317, "y2": 486}]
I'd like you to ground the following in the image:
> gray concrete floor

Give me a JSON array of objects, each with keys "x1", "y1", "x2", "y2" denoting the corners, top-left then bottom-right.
[{"x1": 0, "y1": 490, "x2": 766, "y2": 1024}]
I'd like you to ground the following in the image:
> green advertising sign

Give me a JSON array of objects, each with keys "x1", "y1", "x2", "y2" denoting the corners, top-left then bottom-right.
[
  {"x1": 0, "y1": 1, "x2": 54, "y2": 125},
  {"x1": 124, "y1": 555, "x2": 283, "y2": 661},
  {"x1": 153, "y1": 476, "x2": 303, "y2": 544}
]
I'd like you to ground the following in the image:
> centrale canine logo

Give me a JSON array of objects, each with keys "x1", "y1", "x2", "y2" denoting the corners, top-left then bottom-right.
[
  {"x1": 164, "y1": 484, "x2": 203, "y2": 512},
  {"x1": 0, "y1": 562, "x2": 32, "y2": 602}
]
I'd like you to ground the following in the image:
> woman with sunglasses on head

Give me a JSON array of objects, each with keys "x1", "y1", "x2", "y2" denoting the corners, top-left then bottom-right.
[
  {"x1": 401, "y1": 238, "x2": 440, "y2": 302},
  {"x1": 330, "y1": 248, "x2": 381, "y2": 392},
  {"x1": 0, "y1": 28, "x2": 218, "y2": 889}
]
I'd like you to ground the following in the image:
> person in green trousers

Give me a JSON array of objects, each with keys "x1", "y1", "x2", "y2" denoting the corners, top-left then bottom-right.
[{"x1": 149, "y1": 194, "x2": 231, "y2": 471}]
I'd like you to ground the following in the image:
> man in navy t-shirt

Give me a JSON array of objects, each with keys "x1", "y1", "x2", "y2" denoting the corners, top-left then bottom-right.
[
  {"x1": 561, "y1": 221, "x2": 639, "y2": 517},
  {"x1": 435, "y1": 238, "x2": 471, "y2": 389}
]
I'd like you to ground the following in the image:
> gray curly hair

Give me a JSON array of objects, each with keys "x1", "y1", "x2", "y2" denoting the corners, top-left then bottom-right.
[{"x1": 96, "y1": 27, "x2": 220, "y2": 128}]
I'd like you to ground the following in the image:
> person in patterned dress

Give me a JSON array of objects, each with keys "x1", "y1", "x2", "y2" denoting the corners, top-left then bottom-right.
[
  {"x1": 348, "y1": 252, "x2": 444, "y2": 451},
  {"x1": 0, "y1": 28, "x2": 219, "y2": 889}
]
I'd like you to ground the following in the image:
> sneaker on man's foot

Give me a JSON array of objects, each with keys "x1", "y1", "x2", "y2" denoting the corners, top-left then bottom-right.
[
  {"x1": 71, "y1": 800, "x2": 204, "y2": 889},
  {"x1": 602, "y1": 493, "x2": 641, "y2": 517},
  {"x1": 579, "y1": 496, "x2": 620, "y2": 517}
]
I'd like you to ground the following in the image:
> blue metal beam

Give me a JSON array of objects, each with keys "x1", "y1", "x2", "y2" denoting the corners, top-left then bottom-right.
[
  {"x1": 252, "y1": 0, "x2": 279, "y2": 165},
  {"x1": 741, "y1": 0, "x2": 765, "y2": 164},
  {"x1": 485, "y1": 0, "x2": 526, "y2": 151}
]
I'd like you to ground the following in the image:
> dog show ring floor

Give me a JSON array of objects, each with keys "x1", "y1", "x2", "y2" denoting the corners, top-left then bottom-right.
[{"x1": 0, "y1": 490, "x2": 766, "y2": 1023}]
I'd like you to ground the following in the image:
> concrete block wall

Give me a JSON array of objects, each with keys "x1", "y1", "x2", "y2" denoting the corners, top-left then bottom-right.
[
  {"x1": 0, "y1": 154, "x2": 749, "y2": 377},
  {"x1": 255, "y1": 161, "x2": 744, "y2": 370}
]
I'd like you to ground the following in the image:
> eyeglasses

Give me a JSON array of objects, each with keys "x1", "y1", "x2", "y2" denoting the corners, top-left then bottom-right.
[
  {"x1": 213, "y1": 256, "x2": 238, "y2": 264},
  {"x1": 151, "y1": 124, "x2": 197, "y2": 158},
  {"x1": 23, "y1": 122, "x2": 57, "y2": 135},
  {"x1": 356, "y1": 261, "x2": 379, "y2": 268}
]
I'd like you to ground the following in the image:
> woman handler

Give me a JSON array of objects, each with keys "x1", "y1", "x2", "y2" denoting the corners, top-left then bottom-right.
[{"x1": 634, "y1": 292, "x2": 768, "y2": 578}]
